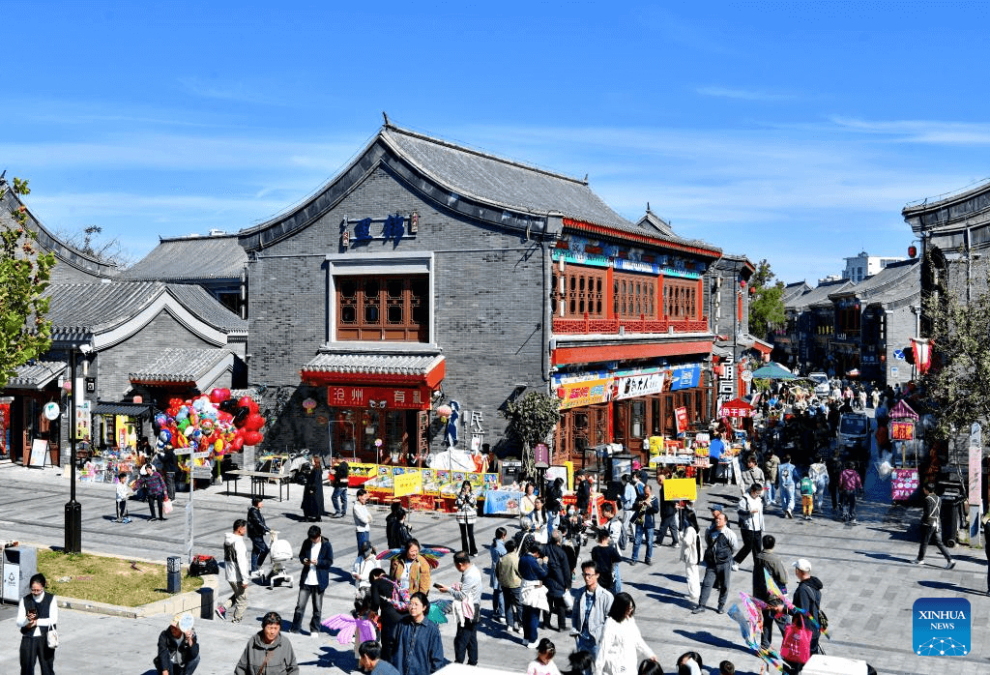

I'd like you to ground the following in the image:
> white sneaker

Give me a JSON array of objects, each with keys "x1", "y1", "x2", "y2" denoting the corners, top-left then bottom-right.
[
  {"x1": 731, "y1": 563, "x2": 740, "y2": 571},
  {"x1": 526, "y1": 641, "x2": 539, "y2": 649}
]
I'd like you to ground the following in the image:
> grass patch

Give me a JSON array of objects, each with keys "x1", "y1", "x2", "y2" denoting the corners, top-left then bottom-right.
[{"x1": 38, "y1": 550, "x2": 204, "y2": 607}]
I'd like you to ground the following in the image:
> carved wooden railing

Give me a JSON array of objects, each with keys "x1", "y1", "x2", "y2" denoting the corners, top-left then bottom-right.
[{"x1": 552, "y1": 314, "x2": 709, "y2": 335}]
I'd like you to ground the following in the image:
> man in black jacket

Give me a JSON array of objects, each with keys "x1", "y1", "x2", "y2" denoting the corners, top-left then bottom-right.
[
  {"x1": 154, "y1": 612, "x2": 200, "y2": 675},
  {"x1": 331, "y1": 461, "x2": 350, "y2": 518},
  {"x1": 291, "y1": 525, "x2": 334, "y2": 634},
  {"x1": 543, "y1": 530, "x2": 571, "y2": 631},
  {"x1": 246, "y1": 497, "x2": 271, "y2": 575},
  {"x1": 783, "y1": 558, "x2": 825, "y2": 669}
]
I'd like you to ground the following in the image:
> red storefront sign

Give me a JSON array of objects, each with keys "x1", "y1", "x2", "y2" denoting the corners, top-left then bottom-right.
[
  {"x1": 890, "y1": 421, "x2": 914, "y2": 441},
  {"x1": 327, "y1": 385, "x2": 431, "y2": 410},
  {"x1": 674, "y1": 406, "x2": 689, "y2": 434}
]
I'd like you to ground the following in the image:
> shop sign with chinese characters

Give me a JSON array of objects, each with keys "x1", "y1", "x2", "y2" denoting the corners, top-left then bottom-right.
[
  {"x1": 327, "y1": 385, "x2": 432, "y2": 410},
  {"x1": 559, "y1": 378, "x2": 613, "y2": 410}
]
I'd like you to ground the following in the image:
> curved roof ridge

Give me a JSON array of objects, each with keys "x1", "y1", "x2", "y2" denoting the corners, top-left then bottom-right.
[
  {"x1": 1, "y1": 176, "x2": 121, "y2": 278},
  {"x1": 384, "y1": 123, "x2": 588, "y2": 185}
]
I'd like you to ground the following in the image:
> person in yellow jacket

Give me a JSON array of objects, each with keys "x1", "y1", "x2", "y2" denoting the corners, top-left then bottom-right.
[{"x1": 389, "y1": 539, "x2": 432, "y2": 597}]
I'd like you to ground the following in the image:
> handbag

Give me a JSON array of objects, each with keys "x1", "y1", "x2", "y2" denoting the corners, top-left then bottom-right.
[
  {"x1": 46, "y1": 626, "x2": 59, "y2": 649},
  {"x1": 189, "y1": 554, "x2": 220, "y2": 576},
  {"x1": 163, "y1": 497, "x2": 174, "y2": 515},
  {"x1": 780, "y1": 615, "x2": 812, "y2": 664}
]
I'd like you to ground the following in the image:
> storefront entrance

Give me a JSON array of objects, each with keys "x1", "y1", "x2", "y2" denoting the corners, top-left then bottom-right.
[{"x1": 330, "y1": 407, "x2": 429, "y2": 465}]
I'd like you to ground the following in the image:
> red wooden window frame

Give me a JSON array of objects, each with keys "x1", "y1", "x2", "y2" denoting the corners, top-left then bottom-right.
[
  {"x1": 663, "y1": 277, "x2": 698, "y2": 320},
  {"x1": 336, "y1": 275, "x2": 429, "y2": 342}
]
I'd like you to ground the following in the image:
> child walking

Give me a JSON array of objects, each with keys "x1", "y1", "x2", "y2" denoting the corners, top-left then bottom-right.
[
  {"x1": 115, "y1": 472, "x2": 132, "y2": 523},
  {"x1": 528, "y1": 638, "x2": 561, "y2": 675},
  {"x1": 800, "y1": 473, "x2": 815, "y2": 521}
]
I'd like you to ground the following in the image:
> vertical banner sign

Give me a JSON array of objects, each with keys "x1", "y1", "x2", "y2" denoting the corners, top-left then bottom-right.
[
  {"x1": 674, "y1": 407, "x2": 689, "y2": 435},
  {"x1": 968, "y1": 423, "x2": 982, "y2": 507}
]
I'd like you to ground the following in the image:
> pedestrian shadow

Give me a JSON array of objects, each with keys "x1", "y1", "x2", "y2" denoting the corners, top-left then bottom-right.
[
  {"x1": 918, "y1": 580, "x2": 986, "y2": 596},
  {"x1": 857, "y1": 551, "x2": 914, "y2": 564},
  {"x1": 673, "y1": 628, "x2": 752, "y2": 656},
  {"x1": 623, "y1": 580, "x2": 693, "y2": 609},
  {"x1": 298, "y1": 645, "x2": 344, "y2": 669},
  {"x1": 863, "y1": 525, "x2": 916, "y2": 542}
]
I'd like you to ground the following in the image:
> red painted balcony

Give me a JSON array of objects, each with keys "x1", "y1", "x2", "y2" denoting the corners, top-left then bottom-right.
[{"x1": 552, "y1": 313, "x2": 709, "y2": 335}]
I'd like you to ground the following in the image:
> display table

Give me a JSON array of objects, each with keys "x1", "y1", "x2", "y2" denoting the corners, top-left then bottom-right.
[
  {"x1": 225, "y1": 470, "x2": 291, "y2": 502},
  {"x1": 483, "y1": 490, "x2": 525, "y2": 515}
]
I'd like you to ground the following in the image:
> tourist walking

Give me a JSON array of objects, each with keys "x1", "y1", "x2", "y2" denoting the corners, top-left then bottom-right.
[
  {"x1": 593, "y1": 593, "x2": 657, "y2": 675},
  {"x1": 496, "y1": 538, "x2": 523, "y2": 634},
  {"x1": 291, "y1": 525, "x2": 333, "y2": 634},
  {"x1": 631, "y1": 484, "x2": 659, "y2": 565},
  {"x1": 590, "y1": 530, "x2": 622, "y2": 596},
  {"x1": 436, "y1": 551, "x2": 482, "y2": 666},
  {"x1": 386, "y1": 504, "x2": 412, "y2": 550},
  {"x1": 301, "y1": 457, "x2": 325, "y2": 522},
  {"x1": 139, "y1": 464, "x2": 168, "y2": 521},
  {"x1": 692, "y1": 509, "x2": 738, "y2": 614},
  {"x1": 217, "y1": 519, "x2": 250, "y2": 623},
  {"x1": 160, "y1": 444, "x2": 179, "y2": 501},
  {"x1": 839, "y1": 461, "x2": 862, "y2": 524},
  {"x1": 331, "y1": 461, "x2": 350, "y2": 517},
  {"x1": 655, "y1": 474, "x2": 680, "y2": 548},
  {"x1": 777, "y1": 455, "x2": 797, "y2": 518},
  {"x1": 247, "y1": 497, "x2": 271, "y2": 574},
  {"x1": 913, "y1": 483, "x2": 955, "y2": 569},
  {"x1": 454, "y1": 480, "x2": 479, "y2": 556},
  {"x1": 544, "y1": 531, "x2": 572, "y2": 631},
  {"x1": 17, "y1": 573, "x2": 58, "y2": 675},
  {"x1": 369, "y1": 569, "x2": 404, "y2": 662},
  {"x1": 570, "y1": 560, "x2": 614, "y2": 659},
  {"x1": 733, "y1": 483, "x2": 765, "y2": 568},
  {"x1": 234, "y1": 611, "x2": 298, "y2": 675},
  {"x1": 490, "y1": 527, "x2": 508, "y2": 623},
  {"x1": 355, "y1": 488, "x2": 374, "y2": 551},
  {"x1": 752, "y1": 535, "x2": 789, "y2": 650},
  {"x1": 679, "y1": 510, "x2": 702, "y2": 605},
  {"x1": 519, "y1": 541, "x2": 550, "y2": 649}
]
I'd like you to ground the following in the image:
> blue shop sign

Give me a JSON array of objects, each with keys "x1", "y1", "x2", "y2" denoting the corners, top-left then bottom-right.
[{"x1": 668, "y1": 365, "x2": 700, "y2": 391}]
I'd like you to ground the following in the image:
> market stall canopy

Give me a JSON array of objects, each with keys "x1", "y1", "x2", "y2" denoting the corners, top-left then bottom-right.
[
  {"x1": 128, "y1": 348, "x2": 235, "y2": 390},
  {"x1": 720, "y1": 397, "x2": 754, "y2": 418},
  {"x1": 889, "y1": 399, "x2": 919, "y2": 420},
  {"x1": 4, "y1": 361, "x2": 66, "y2": 390},
  {"x1": 750, "y1": 362, "x2": 796, "y2": 380}
]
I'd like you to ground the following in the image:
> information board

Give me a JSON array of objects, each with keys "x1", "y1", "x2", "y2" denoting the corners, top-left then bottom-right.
[
  {"x1": 891, "y1": 468, "x2": 920, "y2": 501},
  {"x1": 394, "y1": 471, "x2": 423, "y2": 498},
  {"x1": 29, "y1": 439, "x2": 49, "y2": 468},
  {"x1": 663, "y1": 477, "x2": 698, "y2": 501}
]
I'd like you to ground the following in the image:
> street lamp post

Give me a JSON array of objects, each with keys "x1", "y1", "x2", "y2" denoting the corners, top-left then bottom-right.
[{"x1": 64, "y1": 348, "x2": 81, "y2": 553}]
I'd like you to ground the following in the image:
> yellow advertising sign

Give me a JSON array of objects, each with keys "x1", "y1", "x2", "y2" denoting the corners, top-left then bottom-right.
[
  {"x1": 559, "y1": 378, "x2": 612, "y2": 410},
  {"x1": 663, "y1": 478, "x2": 697, "y2": 501},
  {"x1": 394, "y1": 471, "x2": 423, "y2": 498}
]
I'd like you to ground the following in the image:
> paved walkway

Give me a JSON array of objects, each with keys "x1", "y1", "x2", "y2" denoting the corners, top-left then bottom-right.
[{"x1": 0, "y1": 461, "x2": 987, "y2": 674}]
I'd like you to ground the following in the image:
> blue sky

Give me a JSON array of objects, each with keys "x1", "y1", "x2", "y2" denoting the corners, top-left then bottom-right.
[{"x1": 4, "y1": 1, "x2": 989, "y2": 284}]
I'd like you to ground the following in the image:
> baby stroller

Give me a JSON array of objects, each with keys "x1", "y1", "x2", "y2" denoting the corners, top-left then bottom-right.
[{"x1": 264, "y1": 530, "x2": 294, "y2": 588}]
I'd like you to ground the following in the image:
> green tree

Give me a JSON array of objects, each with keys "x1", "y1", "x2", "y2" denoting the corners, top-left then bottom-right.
[
  {"x1": 748, "y1": 258, "x2": 786, "y2": 338},
  {"x1": 0, "y1": 178, "x2": 56, "y2": 389},
  {"x1": 919, "y1": 268, "x2": 990, "y2": 442},
  {"x1": 501, "y1": 391, "x2": 561, "y2": 479}
]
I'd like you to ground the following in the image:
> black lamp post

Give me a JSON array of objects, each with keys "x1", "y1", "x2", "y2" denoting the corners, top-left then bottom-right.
[{"x1": 64, "y1": 347, "x2": 81, "y2": 553}]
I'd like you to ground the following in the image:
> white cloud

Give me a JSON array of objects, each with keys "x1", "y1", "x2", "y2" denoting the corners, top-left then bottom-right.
[
  {"x1": 830, "y1": 116, "x2": 990, "y2": 145},
  {"x1": 696, "y1": 86, "x2": 795, "y2": 102}
]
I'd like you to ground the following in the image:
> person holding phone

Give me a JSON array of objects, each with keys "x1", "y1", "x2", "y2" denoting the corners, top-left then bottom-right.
[
  {"x1": 17, "y1": 573, "x2": 58, "y2": 675},
  {"x1": 290, "y1": 525, "x2": 334, "y2": 634}
]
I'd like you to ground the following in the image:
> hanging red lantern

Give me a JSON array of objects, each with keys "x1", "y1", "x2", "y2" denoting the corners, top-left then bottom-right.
[
  {"x1": 908, "y1": 245, "x2": 917, "y2": 258},
  {"x1": 739, "y1": 279, "x2": 747, "y2": 288}
]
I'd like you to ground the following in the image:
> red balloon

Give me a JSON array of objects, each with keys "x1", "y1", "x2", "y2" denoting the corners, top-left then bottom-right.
[
  {"x1": 209, "y1": 388, "x2": 226, "y2": 404},
  {"x1": 230, "y1": 436, "x2": 245, "y2": 452},
  {"x1": 218, "y1": 411, "x2": 233, "y2": 424},
  {"x1": 242, "y1": 431, "x2": 263, "y2": 446},
  {"x1": 244, "y1": 413, "x2": 265, "y2": 431},
  {"x1": 238, "y1": 397, "x2": 260, "y2": 414}
]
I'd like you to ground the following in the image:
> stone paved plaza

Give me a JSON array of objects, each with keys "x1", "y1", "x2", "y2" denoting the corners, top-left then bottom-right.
[{"x1": 1, "y1": 463, "x2": 987, "y2": 674}]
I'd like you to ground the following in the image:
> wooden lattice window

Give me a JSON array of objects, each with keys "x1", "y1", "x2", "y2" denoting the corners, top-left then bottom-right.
[
  {"x1": 663, "y1": 277, "x2": 698, "y2": 320},
  {"x1": 553, "y1": 265, "x2": 607, "y2": 318},
  {"x1": 614, "y1": 271, "x2": 656, "y2": 320},
  {"x1": 336, "y1": 275, "x2": 429, "y2": 341}
]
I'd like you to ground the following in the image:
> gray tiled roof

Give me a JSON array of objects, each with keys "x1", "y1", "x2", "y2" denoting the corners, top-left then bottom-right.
[
  {"x1": 829, "y1": 260, "x2": 919, "y2": 302},
  {"x1": 121, "y1": 235, "x2": 247, "y2": 282},
  {"x1": 787, "y1": 279, "x2": 852, "y2": 310},
  {"x1": 129, "y1": 348, "x2": 233, "y2": 383},
  {"x1": 44, "y1": 281, "x2": 247, "y2": 340},
  {"x1": 782, "y1": 282, "x2": 812, "y2": 305},
  {"x1": 302, "y1": 352, "x2": 444, "y2": 376},
  {"x1": 6, "y1": 361, "x2": 66, "y2": 389}
]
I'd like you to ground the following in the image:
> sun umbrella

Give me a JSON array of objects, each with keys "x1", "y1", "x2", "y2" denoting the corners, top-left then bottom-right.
[{"x1": 750, "y1": 362, "x2": 796, "y2": 380}]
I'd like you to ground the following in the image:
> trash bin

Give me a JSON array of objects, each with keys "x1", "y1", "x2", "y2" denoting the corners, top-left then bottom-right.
[
  {"x1": 200, "y1": 586, "x2": 215, "y2": 620},
  {"x1": 2, "y1": 547, "x2": 38, "y2": 603},
  {"x1": 937, "y1": 475, "x2": 966, "y2": 547},
  {"x1": 167, "y1": 555, "x2": 182, "y2": 594}
]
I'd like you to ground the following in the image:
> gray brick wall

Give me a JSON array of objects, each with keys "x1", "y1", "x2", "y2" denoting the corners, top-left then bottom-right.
[
  {"x1": 96, "y1": 311, "x2": 217, "y2": 400},
  {"x1": 884, "y1": 304, "x2": 919, "y2": 387},
  {"x1": 248, "y1": 166, "x2": 546, "y2": 454}
]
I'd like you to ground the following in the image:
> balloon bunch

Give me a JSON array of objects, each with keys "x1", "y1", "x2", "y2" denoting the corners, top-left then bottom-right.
[{"x1": 153, "y1": 388, "x2": 266, "y2": 464}]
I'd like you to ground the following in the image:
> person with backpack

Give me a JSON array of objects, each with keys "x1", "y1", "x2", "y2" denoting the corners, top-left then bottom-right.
[
  {"x1": 763, "y1": 452, "x2": 780, "y2": 510},
  {"x1": 247, "y1": 497, "x2": 271, "y2": 575},
  {"x1": 839, "y1": 462, "x2": 863, "y2": 524},
  {"x1": 778, "y1": 559, "x2": 825, "y2": 672},
  {"x1": 912, "y1": 483, "x2": 956, "y2": 569},
  {"x1": 807, "y1": 457, "x2": 829, "y2": 513},
  {"x1": 691, "y1": 509, "x2": 738, "y2": 615},
  {"x1": 777, "y1": 454, "x2": 797, "y2": 519},
  {"x1": 733, "y1": 483, "x2": 765, "y2": 568},
  {"x1": 331, "y1": 461, "x2": 350, "y2": 518},
  {"x1": 825, "y1": 455, "x2": 843, "y2": 513},
  {"x1": 799, "y1": 474, "x2": 816, "y2": 521},
  {"x1": 619, "y1": 476, "x2": 637, "y2": 551}
]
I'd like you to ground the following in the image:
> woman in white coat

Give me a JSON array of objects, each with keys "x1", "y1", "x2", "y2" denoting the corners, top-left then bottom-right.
[
  {"x1": 593, "y1": 592, "x2": 657, "y2": 675},
  {"x1": 679, "y1": 509, "x2": 702, "y2": 604}
]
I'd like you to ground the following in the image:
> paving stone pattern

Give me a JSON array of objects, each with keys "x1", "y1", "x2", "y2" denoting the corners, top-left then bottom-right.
[{"x1": 0, "y1": 464, "x2": 987, "y2": 674}]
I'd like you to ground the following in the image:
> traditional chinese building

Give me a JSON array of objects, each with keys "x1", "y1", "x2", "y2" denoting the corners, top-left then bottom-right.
[{"x1": 240, "y1": 122, "x2": 723, "y2": 468}]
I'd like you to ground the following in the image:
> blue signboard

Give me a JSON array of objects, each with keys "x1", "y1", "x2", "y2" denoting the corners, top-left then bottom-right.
[{"x1": 668, "y1": 365, "x2": 701, "y2": 391}]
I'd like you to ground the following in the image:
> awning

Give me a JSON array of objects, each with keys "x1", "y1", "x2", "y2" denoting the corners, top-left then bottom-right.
[
  {"x1": 720, "y1": 397, "x2": 754, "y2": 418},
  {"x1": 4, "y1": 362, "x2": 67, "y2": 390},
  {"x1": 738, "y1": 334, "x2": 773, "y2": 355},
  {"x1": 91, "y1": 402, "x2": 153, "y2": 417},
  {"x1": 301, "y1": 352, "x2": 445, "y2": 388},
  {"x1": 129, "y1": 348, "x2": 234, "y2": 389}
]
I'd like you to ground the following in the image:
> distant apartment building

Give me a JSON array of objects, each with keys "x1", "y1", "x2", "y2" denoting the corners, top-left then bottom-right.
[{"x1": 843, "y1": 251, "x2": 904, "y2": 283}]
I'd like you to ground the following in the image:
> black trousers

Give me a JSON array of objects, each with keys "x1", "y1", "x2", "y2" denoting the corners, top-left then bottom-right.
[
  {"x1": 734, "y1": 528, "x2": 763, "y2": 565},
  {"x1": 454, "y1": 617, "x2": 479, "y2": 665},
  {"x1": 760, "y1": 607, "x2": 788, "y2": 649},
  {"x1": 20, "y1": 635, "x2": 55, "y2": 675},
  {"x1": 918, "y1": 525, "x2": 952, "y2": 563},
  {"x1": 697, "y1": 562, "x2": 731, "y2": 610},
  {"x1": 543, "y1": 595, "x2": 567, "y2": 630},
  {"x1": 148, "y1": 494, "x2": 164, "y2": 519},
  {"x1": 458, "y1": 522, "x2": 478, "y2": 556}
]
